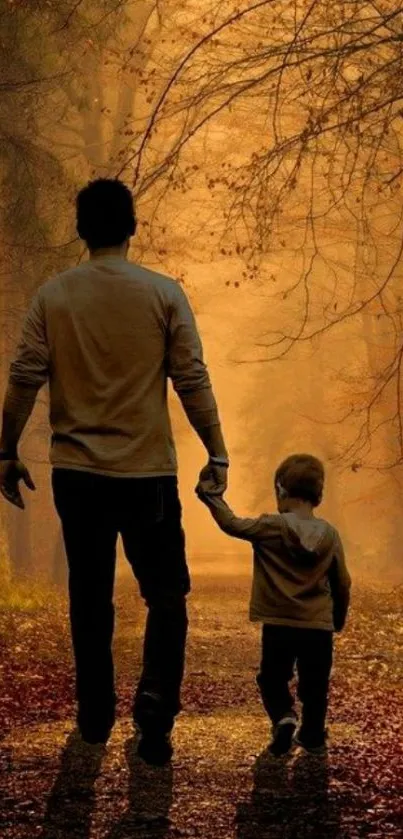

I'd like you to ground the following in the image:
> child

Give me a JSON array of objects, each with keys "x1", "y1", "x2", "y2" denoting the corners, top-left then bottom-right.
[{"x1": 196, "y1": 453, "x2": 351, "y2": 757}]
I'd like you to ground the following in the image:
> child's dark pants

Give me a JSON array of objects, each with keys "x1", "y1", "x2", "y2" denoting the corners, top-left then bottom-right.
[{"x1": 257, "y1": 624, "x2": 333, "y2": 742}]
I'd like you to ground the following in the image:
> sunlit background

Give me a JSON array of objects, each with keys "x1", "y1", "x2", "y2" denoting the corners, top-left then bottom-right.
[
  {"x1": 2, "y1": 7, "x2": 403, "y2": 839},
  {"x1": 2, "y1": 0, "x2": 403, "y2": 595}
]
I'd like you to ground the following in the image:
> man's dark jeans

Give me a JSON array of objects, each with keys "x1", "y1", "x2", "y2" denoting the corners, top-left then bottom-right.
[
  {"x1": 256, "y1": 624, "x2": 333, "y2": 742},
  {"x1": 52, "y1": 468, "x2": 190, "y2": 735}
]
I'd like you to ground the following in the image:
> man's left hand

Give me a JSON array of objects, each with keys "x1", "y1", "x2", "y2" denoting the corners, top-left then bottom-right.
[
  {"x1": 196, "y1": 461, "x2": 228, "y2": 498},
  {"x1": 0, "y1": 459, "x2": 36, "y2": 509}
]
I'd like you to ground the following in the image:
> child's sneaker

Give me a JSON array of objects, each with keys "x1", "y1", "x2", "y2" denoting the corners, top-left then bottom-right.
[
  {"x1": 294, "y1": 728, "x2": 328, "y2": 755},
  {"x1": 268, "y1": 715, "x2": 298, "y2": 757}
]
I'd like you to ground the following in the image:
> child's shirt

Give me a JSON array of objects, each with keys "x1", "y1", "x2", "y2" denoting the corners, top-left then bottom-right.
[{"x1": 202, "y1": 495, "x2": 351, "y2": 631}]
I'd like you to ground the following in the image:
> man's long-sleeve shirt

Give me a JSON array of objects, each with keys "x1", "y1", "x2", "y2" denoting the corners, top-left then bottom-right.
[
  {"x1": 8, "y1": 256, "x2": 220, "y2": 477},
  {"x1": 200, "y1": 494, "x2": 351, "y2": 631}
]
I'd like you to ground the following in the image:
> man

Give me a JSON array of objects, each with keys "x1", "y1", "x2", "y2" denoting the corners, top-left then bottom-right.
[{"x1": 0, "y1": 178, "x2": 229, "y2": 765}]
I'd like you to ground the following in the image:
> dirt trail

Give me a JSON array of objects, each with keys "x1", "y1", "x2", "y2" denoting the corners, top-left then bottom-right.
[{"x1": 1, "y1": 576, "x2": 402, "y2": 838}]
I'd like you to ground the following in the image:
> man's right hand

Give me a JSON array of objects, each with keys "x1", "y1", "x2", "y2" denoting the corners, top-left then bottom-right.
[
  {"x1": 0, "y1": 459, "x2": 35, "y2": 509},
  {"x1": 196, "y1": 461, "x2": 228, "y2": 497}
]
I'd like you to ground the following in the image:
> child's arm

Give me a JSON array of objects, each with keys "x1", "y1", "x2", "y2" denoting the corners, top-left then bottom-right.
[
  {"x1": 328, "y1": 531, "x2": 351, "y2": 632},
  {"x1": 196, "y1": 488, "x2": 273, "y2": 542}
]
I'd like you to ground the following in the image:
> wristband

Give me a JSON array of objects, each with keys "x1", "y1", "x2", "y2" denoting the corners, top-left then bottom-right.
[{"x1": 209, "y1": 456, "x2": 229, "y2": 467}]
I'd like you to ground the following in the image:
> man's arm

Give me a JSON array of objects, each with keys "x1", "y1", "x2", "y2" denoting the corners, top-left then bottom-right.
[
  {"x1": 0, "y1": 382, "x2": 40, "y2": 457},
  {"x1": 328, "y1": 532, "x2": 351, "y2": 632},
  {"x1": 0, "y1": 290, "x2": 49, "y2": 457},
  {"x1": 165, "y1": 283, "x2": 228, "y2": 460},
  {"x1": 197, "y1": 490, "x2": 275, "y2": 542}
]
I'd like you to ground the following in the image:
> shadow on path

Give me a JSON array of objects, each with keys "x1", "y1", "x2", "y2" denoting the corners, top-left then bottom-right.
[
  {"x1": 40, "y1": 731, "x2": 173, "y2": 839},
  {"x1": 236, "y1": 747, "x2": 342, "y2": 839},
  {"x1": 40, "y1": 728, "x2": 105, "y2": 839},
  {"x1": 105, "y1": 736, "x2": 173, "y2": 839}
]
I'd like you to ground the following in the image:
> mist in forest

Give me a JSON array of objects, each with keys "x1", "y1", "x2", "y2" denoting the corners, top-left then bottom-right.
[
  {"x1": 162, "y1": 271, "x2": 403, "y2": 588},
  {"x1": 25, "y1": 264, "x2": 400, "y2": 589},
  {"x1": 2, "y1": 1, "x2": 403, "y2": 591}
]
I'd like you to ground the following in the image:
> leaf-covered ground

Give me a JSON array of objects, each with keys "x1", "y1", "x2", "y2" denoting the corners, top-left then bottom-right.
[{"x1": 1, "y1": 573, "x2": 402, "y2": 838}]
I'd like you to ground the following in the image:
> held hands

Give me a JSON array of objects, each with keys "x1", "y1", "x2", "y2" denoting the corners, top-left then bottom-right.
[
  {"x1": 195, "y1": 461, "x2": 228, "y2": 500},
  {"x1": 0, "y1": 459, "x2": 35, "y2": 509}
]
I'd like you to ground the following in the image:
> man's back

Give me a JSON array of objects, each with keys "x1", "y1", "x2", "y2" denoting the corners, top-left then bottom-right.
[
  {"x1": 0, "y1": 177, "x2": 229, "y2": 759},
  {"x1": 9, "y1": 256, "x2": 216, "y2": 477}
]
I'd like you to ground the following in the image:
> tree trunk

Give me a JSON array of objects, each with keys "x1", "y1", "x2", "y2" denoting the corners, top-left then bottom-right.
[
  {"x1": 6, "y1": 503, "x2": 33, "y2": 580},
  {"x1": 0, "y1": 190, "x2": 12, "y2": 589},
  {"x1": 51, "y1": 527, "x2": 68, "y2": 589},
  {"x1": 359, "y1": 307, "x2": 403, "y2": 579},
  {"x1": 309, "y1": 341, "x2": 346, "y2": 534},
  {"x1": 109, "y1": 79, "x2": 136, "y2": 165},
  {"x1": 0, "y1": 508, "x2": 11, "y2": 595}
]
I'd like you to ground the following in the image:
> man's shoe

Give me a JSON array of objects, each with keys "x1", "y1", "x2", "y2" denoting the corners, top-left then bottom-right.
[
  {"x1": 137, "y1": 731, "x2": 173, "y2": 766},
  {"x1": 268, "y1": 715, "x2": 297, "y2": 757},
  {"x1": 294, "y1": 728, "x2": 328, "y2": 755},
  {"x1": 134, "y1": 691, "x2": 174, "y2": 765},
  {"x1": 133, "y1": 691, "x2": 174, "y2": 735},
  {"x1": 78, "y1": 708, "x2": 115, "y2": 746},
  {"x1": 79, "y1": 723, "x2": 114, "y2": 745}
]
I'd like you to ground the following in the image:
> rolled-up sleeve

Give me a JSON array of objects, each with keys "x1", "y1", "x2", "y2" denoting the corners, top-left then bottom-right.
[
  {"x1": 9, "y1": 290, "x2": 49, "y2": 389},
  {"x1": 166, "y1": 283, "x2": 220, "y2": 429}
]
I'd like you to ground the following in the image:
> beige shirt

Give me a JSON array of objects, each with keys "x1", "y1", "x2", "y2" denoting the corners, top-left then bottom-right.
[
  {"x1": 202, "y1": 497, "x2": 351, "y2": 631},
  {"x1": 9, "y1": 256, "x2": 220, "y2": 477}
]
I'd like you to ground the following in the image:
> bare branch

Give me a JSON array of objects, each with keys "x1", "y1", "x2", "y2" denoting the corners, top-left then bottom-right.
[{"x1": 52, "y1": 0, "x2": 86, "y2": 33}]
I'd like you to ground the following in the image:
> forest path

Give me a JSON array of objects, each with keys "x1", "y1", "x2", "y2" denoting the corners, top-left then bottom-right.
[{"x1": 1, "y1": 576, "x2": 402, "y2": 838}]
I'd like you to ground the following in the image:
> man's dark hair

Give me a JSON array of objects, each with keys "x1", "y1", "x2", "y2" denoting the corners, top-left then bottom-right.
[
  {"x1": 76, "y1": 178, "x2": 136, "y2": 250},
  {"x1": 274, "y1": 453, "x2": 325, "y2": 507}
]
